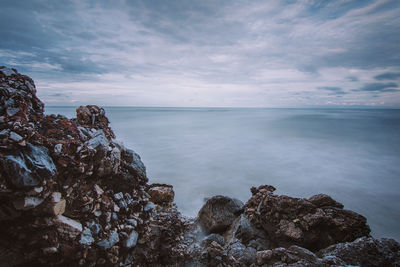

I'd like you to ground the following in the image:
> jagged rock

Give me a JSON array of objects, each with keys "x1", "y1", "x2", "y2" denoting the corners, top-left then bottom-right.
[
  {"x1": 97, "y1": 231, "x2": 119, "y2": 250},
  {"x1": 80, "y1": 228, "x2": 94, "y2": 246},
  {"x1": 308, "y1": 193, "x2": 344, "y2": 208},
  {"x1": 198, "y1": 195, "x2": 244, "y2": 234},
  {"x1": 245, "y1": 185, "x2": 371, "y2": 251},
  {"x1": 225, "y1": 214, "x2": 273, "y2": 250},
  {"x1": 319, "y1": 237, "x2": 400, "y2": 266},
  {"x1": 124, "y1": 230, "x2": 138, "y2": 248},
  {"x1": 121, "y1": 148, "x2": 146, "y2": 179},
  {"x1": 0, "y1": 144, "x2": 56, "y2": 188},
  {"x1": 51, "y1": 215, "x2": 83, "y2": 240},
  {"x1": 148, "y1": 184, "x2": 175, "y2": 204}
]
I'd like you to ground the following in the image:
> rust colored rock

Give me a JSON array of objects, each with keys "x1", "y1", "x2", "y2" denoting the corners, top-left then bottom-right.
[
  {"x1": 148, "y1": 184, "x2": 175, "y2": 204},
  {"x1": 76, "y1": 105, "x2": 114, "y2": 139}
]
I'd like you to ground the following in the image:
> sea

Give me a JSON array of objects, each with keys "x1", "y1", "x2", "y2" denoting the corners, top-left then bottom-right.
[{"x1": 45, "y1": 106, "x2": 400, "y2": 241}]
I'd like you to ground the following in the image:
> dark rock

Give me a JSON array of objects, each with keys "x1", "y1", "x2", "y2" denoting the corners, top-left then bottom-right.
[
  {"x1": 319, "y1": 237, "x2": 400, "y2": 266},
  {"x1": 201, "y1": 233, "x2": 225, "y2": 247},
  {"x1": 245, "y1": 185, "x2": 371, "y2": 251},
  {"x1": 122, "y1": 148, "x2": 146, "y2": 179},
  {"x1": 308, "y1": 193, "x2": 344, "y2": 208},
  {"x1": 198, "y1": 195, "x2": 244, "y2": 234},
  {"x1": 0, "y1": 144, "x2": 56, "y2": 188}
]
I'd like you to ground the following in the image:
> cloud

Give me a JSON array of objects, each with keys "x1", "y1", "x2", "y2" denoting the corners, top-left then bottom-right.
[
  {"x1": 318, "y1": 87, "x2": 347, "y2": 95},
  {"x1": 356, "y1": 82, "x2": 398, "y2": 92},
  {"x1": 0, "y1": 0, "x2": 400, "y2": 107},
  {"x1": 374, "y1": 72, "x2": 400, "y2": 80}
]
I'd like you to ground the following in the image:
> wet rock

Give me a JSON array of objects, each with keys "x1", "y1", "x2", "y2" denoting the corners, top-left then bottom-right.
[
  {"x1": 9, "y1": 131, "x2": 23, "y2": 142},
  {"x1": 198, "y1": 195, "x2": 244, "y2": 234},
  {"x1": 148, "y1": 184, "x2": 175, "y2": 204}
]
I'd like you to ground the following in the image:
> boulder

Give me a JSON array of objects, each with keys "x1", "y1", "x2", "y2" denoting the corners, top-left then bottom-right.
[
  {"x1": 245, "y1": 185, "x2": 371, "y2": 251},
  {"x1": 148, "y1": 184, "x2": 175, "y2": 204},
  {"x1": 198, "y1": 195, "x2": 244, "y2": 234}
]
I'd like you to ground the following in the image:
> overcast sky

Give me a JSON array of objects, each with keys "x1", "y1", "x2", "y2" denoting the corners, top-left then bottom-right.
[{"x1": 1, "y1": 0, "x2": 400, "y2": 107}]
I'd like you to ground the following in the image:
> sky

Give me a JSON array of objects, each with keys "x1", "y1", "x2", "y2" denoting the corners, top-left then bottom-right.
[{"x1": 1, "y1": 0, "x2": 400, "y2": 107}]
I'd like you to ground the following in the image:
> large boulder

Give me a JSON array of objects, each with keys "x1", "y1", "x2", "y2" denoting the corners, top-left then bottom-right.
[
  {"x1": 245, "y1": 185, "x2": 371, "y2": 251},
  {"x1": 198, "y1": 195, "x2": 244, "y2": 234}
]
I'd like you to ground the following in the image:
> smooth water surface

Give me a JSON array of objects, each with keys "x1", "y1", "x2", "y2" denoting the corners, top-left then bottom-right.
[{"x1": 46, "y1": 106, "x2": 400, "y2": 241}]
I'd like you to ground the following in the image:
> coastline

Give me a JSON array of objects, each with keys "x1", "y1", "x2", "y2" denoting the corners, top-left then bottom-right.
[{"x1": 1, "y1": 66, "x2": 399, "y2": 266}]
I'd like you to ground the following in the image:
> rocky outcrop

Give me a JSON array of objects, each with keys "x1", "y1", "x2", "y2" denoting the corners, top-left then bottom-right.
[
  {"x1": 0, "y1": 66, "x2": 188, "y2": 266},
  {"x1": 1, "y1": 66, "x2": 399, "y2": 266},
  {"x1": 245, "y1": 185, "x2": 371, "y2": 251}
]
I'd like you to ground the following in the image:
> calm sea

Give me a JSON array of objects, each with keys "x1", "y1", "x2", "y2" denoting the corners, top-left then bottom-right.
[{"x1": 45, "y1": 106, "x2": 400, "y2": 241}]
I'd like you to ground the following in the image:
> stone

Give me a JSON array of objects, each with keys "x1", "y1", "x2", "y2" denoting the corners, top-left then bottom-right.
[
  {"x1": 54, "y1": 143, "x2": 63, "y2": 154},
  {"x1": 124, "y1": 230, "x2": 138, "y2": 248},
  {"x1": 48, "y1": 199, "x2": 66, "y2": 215},
  {"x1": 80, "y1": 228, "x2": 94, "y2": 246},
  {"x1": 1, "y1": 144, "x2": 56, "y2": 188},
  {"x1": 245, "y1": 185, "x2": 371, "y2": 251},
  {"x1": 201, "y1": 234, "x2": 225, "y2": 247},
  {"x1": 8, "y1": 131, "x2": 23, "y2": 142},
  {"x1": 12, "y1": 196, "x2": 44, "y2": 210},
  {"x1": 94, "y1": 184, "x2": 104, "y2": 195},
  {"x1": 53, "y1": 215, "x2": 83, "y2": 239},
  {"x1": 198, "y1": 195, "x2": 244, "y2": 234},
  {"x1": 319, "y1": 237, "x2": 400, "y2": 266},
  {"x1": 0, "y1": 67, "x2": 16, "y2": 76},
  {"x1": 144, "y1": 202, "x2": 155, "y2": 212},
  {"x1": 122, "y1": 148, "x2": 146, "y2": 179},
  {"x1": 148, "y1": 184, "x2": 175, "y2": 204},
  {"x1": 308, "y1": 194, "x2": 344, "y2": 208},
  {"x1": 97, "y1": 231, "x2": 119, "y2": 250}
]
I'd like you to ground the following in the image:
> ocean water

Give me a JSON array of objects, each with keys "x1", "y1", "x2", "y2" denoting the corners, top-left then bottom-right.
[{"x1": 45, "y1": 107, "x2": 400, "y2": 241}]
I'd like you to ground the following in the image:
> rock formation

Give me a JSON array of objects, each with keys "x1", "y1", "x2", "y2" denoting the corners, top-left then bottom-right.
[{"x1": 0, "y1": 66, "x2": 399, "y2": 266}]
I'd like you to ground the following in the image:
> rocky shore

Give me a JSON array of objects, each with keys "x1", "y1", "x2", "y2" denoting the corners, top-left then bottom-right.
[{"x1": 0, "y1": 66, "x2": 399, "y2": 266}]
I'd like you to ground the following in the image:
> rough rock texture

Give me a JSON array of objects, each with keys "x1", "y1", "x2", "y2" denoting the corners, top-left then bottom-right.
[
  {"x1": 148, "y1": 183, "x2": 175, "y2": 204},
  {"x1": 1, "y1": 67, "x2": 399, "y2": 266},
  {"x1": 198, "y1": 195, "x2": 244, "y2": 234},
  {"x1": 319, "y1": 237, "x2": 400, "y2": 267},
  {"x1": 245, "y1": 185, "x2": 371, "y2": 251},
  {"x1": 0, "y1": 67, "x2": 189, "y2": 266}
]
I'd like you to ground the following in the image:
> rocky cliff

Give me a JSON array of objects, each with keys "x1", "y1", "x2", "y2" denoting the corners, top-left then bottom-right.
[{"x1": 0, "y1": 66, "x2": 399, "y2": 267}]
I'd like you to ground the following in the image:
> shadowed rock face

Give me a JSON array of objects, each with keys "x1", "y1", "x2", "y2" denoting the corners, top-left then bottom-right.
[
  {"x1": 198, "y1": 195, "x2": 244, "y2": 234},
  {"x1": 1, "y1": 67, "x2": 399, "y2": 267}
]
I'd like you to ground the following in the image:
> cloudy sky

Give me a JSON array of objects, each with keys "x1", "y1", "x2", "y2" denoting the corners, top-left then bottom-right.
[{"x1": 1, "y1": 0, "x2": 400, "y2": 107}]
